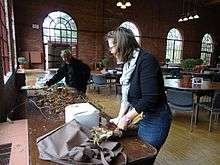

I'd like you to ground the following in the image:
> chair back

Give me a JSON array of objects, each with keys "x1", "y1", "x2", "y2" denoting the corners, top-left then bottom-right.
[
  {"x1": 167, "y1": 89, "x2": 194, "y2": 131},
  {"x1": 92, "y1": 74, "x2": 107, "y2": 85},
  {"x1": 212, "y1": 93, "x2": 220, "y2": 111},
  {"x1": 170, "y1": 69, "x2": 181, "y2": 79},
  {"x1": 212, "y1": 73, "x2": 220, "y2": 82},
  {"x1": 167, "y1": 89, "x2": 193, "y2": 107}
]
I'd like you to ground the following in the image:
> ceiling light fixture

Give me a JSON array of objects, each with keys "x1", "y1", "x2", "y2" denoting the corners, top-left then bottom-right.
[
  {"x1": 116, "y1": 1, "x2": 131, "y2": 9},
  {"x1": 178, "y1": 0, "x2": 200, "y2": 23}
]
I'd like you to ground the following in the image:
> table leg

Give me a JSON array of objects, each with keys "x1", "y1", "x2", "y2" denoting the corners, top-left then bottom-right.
[{"x1": 194, "y1": 93, "x2": 200, "y2": 125}]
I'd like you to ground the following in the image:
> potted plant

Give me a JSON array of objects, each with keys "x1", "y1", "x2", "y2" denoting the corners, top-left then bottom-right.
[
  {"x1": 195, "y1": 58, "x2": 203, "y2": 65},
  {"x1": 193, "y1": 59, "x2": 206, "y2": 73},
  {"x1": 181, "y1": 58, "x2": 197, "y2": 72},
  {"x1": 181, "y1": 58, "x2": 197, "y2": 84},
  {"x1": 165, "y1": 58, "x2": 170, "y2": 66},
  {"x1": 101, "y1": 57, "x2": 112, "y2": 70},
  {"x1": 18, "y1": 56, "x2": 29, "y2": 69}
]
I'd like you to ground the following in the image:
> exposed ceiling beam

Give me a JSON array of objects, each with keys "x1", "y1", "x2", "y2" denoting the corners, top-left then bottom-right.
[{"x1": 203, "y1": 0, "x2": 220, "y2": 6}]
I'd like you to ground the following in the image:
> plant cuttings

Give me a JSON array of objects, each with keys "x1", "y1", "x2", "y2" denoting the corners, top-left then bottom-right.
[
  {"x1": 90, "y1": 112, "x2": 143, "y2": 145},
  {"x1": 33, "y1": 85, "x2": 87, "y2": 120}
]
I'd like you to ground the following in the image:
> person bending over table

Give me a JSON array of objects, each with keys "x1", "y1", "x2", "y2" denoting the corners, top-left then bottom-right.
[
  {"x1": 106, "y1": 27, "x2": 172, "y2": 164},
  {"x1": 45, "y1": 49, "x2": 91, "y2": 94}
]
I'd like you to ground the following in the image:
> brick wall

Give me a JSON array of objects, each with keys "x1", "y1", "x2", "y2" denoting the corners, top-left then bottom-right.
[
  {"x1": 103, "y1": 0, "x2": 220, "y2": 61},
  {"x1": 0, "y1": 52, "x2": 5, "y2": 122},
  {"x1": 14, "y1": 0, "x2": 104, "y2": 69},
  {"x1": 14, "y1": 0, "x2": 220, "y2": 68}
]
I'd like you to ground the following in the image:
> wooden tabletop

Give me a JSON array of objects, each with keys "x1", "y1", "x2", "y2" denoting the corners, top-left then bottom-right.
[
  {"x1": 180, "y1": 71, "x2": 216, "y2": 76},
  {"x1": 164, "y1": 78, "x2": 220, "y2": 91},
  {"x1": 26, "y1": 94, "x2": 156, "y2": 165},
  {"x1": 208, "y1": 68, "x2": 220, "y2": 72}
]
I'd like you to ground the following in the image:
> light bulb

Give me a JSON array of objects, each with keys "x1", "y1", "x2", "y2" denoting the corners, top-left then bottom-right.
[
  {"x1": 188, "y1": 15, "x2": 194, "y2": 20},
  {"x1": 178, "y1": 18, "x2": 183, "y2": 22},
  {"x1": 183, "y1": 17, "x2": 188, "y2": 21},
  {"x1": 194, "y1": 14, "x2": 199, "y2": 19},
  {"x1": 125, "y1": 2, "x2": 131, "y2": 7},
  {"x1": 121, "y1": 5, "x2": 126, "y2": 9},
  {"x1": 116, "y1": 2, "x2": 122, "y2": 7}
]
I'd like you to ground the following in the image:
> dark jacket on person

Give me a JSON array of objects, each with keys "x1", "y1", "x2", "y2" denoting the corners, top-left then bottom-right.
[
  {"x1": 128, "y1": 49, "x2": 168, "y2": 113},
  {"x1": 47, "y1": 58, "x2": 91, "y2": 93}
]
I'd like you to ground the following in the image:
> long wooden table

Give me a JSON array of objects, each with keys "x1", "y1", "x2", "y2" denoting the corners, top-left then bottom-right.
[
  {"x1": 164, "y1": 78, "x2": 220, "y2": 91},
  {"x1": 164, "y1": 78, "x2": 220, "y2": 124},
  {"x1": 24, "y1": 93, "x2": 157, "y2": 165}
]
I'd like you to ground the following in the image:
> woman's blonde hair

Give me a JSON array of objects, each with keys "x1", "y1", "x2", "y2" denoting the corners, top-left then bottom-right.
[{"x1": 106, "y1": 27, "x2": 140, "y2": 62}]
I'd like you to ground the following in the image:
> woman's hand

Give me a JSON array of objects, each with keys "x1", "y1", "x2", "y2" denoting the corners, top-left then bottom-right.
[
  {"x1": 117, "y1": 115, "x2": 130, "y2": 130},
  {"x1": 109, "y1": 117, "x2": 121, "y2": 125}
]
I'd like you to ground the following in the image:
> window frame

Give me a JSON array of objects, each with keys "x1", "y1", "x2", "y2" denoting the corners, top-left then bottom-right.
[
  {"x1": 200, "y1": 33, "x2": 214, "y2": 65},
  {"x1": 165, "y1": 28, "x2": 183, "y2": 64},
  {"x1": 120, "y1": 21, "x2": 140, "y2": 44},
  {"x1": 43, "y1": 11, "x2": 78, "y2": 70}
]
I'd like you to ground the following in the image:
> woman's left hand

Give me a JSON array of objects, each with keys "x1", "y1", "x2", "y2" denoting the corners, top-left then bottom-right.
[{"x1": 117, "y1": 116, "x2": 129, "y2": 130}]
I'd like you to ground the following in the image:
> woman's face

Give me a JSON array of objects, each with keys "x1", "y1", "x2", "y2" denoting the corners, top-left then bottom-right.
[
  {"x1": 107, "y1": 38, "x2": 117, "y2": 55},
  {"x1": 107, "y1": 38, "x2": 122, "y2": 63}
]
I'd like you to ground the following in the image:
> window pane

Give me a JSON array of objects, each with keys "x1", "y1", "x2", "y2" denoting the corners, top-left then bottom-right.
[
  {"x1": 43, "y1": 28, "x2": 49, "y2": 36},
  {"x1": 120, "y1": 21, "x2": 140, "y2": 43},
  {"x1": 200, "y1": 34, "x2": 213, "y2": 65},
  {"x1": 43, "y1": 11, "x2": 78, "y2": 69},
  {"x1": 166, "y1": 28, "x2": 183, "y2": 64},
  {"x1": 43, "y1": 11, "x2": 77, "y2": 44},
  {"x1": 61, "y1": 30, "x2": 66, "y2": 38}
]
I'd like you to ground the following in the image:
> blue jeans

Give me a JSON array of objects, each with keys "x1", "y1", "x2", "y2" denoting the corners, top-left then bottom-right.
[{"x1": 138, "y1": 104, "x2": 172, "y2": 151}]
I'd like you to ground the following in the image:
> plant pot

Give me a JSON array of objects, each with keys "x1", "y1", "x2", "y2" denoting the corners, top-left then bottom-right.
[
  {"x1": 182, "y1": 75, "x2": 192, "y2": 84},
  {"x1": 19, "y1": 64, "x2": 29, "y2": 69}
]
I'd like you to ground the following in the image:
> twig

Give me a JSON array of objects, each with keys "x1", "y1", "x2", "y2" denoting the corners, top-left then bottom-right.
[{"x1": 28, "y1": 99, "x2": 48, "y2": 119}]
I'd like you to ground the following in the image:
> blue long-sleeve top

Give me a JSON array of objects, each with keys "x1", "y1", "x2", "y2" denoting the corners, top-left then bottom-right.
[{"x1": 128, "y1": 49, "x2": 167, "y2": 113}]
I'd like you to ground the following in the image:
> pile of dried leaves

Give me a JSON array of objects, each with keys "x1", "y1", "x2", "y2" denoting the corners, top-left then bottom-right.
[
  {"x1": 91, "y1": 126, "x2": 125, "y2": 145},
  {"x1": 90, "y1": 112, "x2": 144, "y2": 144},
  {"x1": 33, "y1": 86, "x2": 87, "y2": 121}
]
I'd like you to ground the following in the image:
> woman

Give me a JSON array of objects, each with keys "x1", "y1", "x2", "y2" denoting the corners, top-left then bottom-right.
[{"x1": 106, "y1": 27, "x2": 172, "y2": 163}]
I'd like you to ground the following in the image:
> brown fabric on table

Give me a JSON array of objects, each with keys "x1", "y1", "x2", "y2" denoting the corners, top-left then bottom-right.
[{"x1": 37, "y1": 120, "x2": 126, "y2": 165}]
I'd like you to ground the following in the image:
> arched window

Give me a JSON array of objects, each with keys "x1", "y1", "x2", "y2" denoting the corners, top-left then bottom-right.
[
  {"x1": 201, "y1": 34, "x2": 214, "y2": 65},
  {"x1": 166, "y1": 28, "x2": 183, "y2": 64},
  {"x1": 120, "y1": 21, "x2": 140, "y2": 43},
  {"x1": 43, "y1": 11, "x2": 77, "y2": 69}
]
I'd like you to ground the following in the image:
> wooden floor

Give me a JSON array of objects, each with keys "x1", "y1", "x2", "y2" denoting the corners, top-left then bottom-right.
[
  {"x1": 87, "y1": 86, "x2": 220, "y2": 165},
  {"x1": 23, "y1": 69, "x2": 220, "y2": 165}
]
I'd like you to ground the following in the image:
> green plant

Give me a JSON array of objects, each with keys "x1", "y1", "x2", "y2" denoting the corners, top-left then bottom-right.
[
  {"x1": 194, "y1": 58, "x2": 203, "y2": 65},
  {"x1": 18, "y1": 56, "x2": 28, "y2": 65},
  {"x1": 101, "y1": 57, "x2": 111, "y2": 68},
  {"x1": 181, "y1": 58, "x2": 197, "y2": 71},
  {"x1": 165, "y1": 58, "x2": 170, "y2": 64}
]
